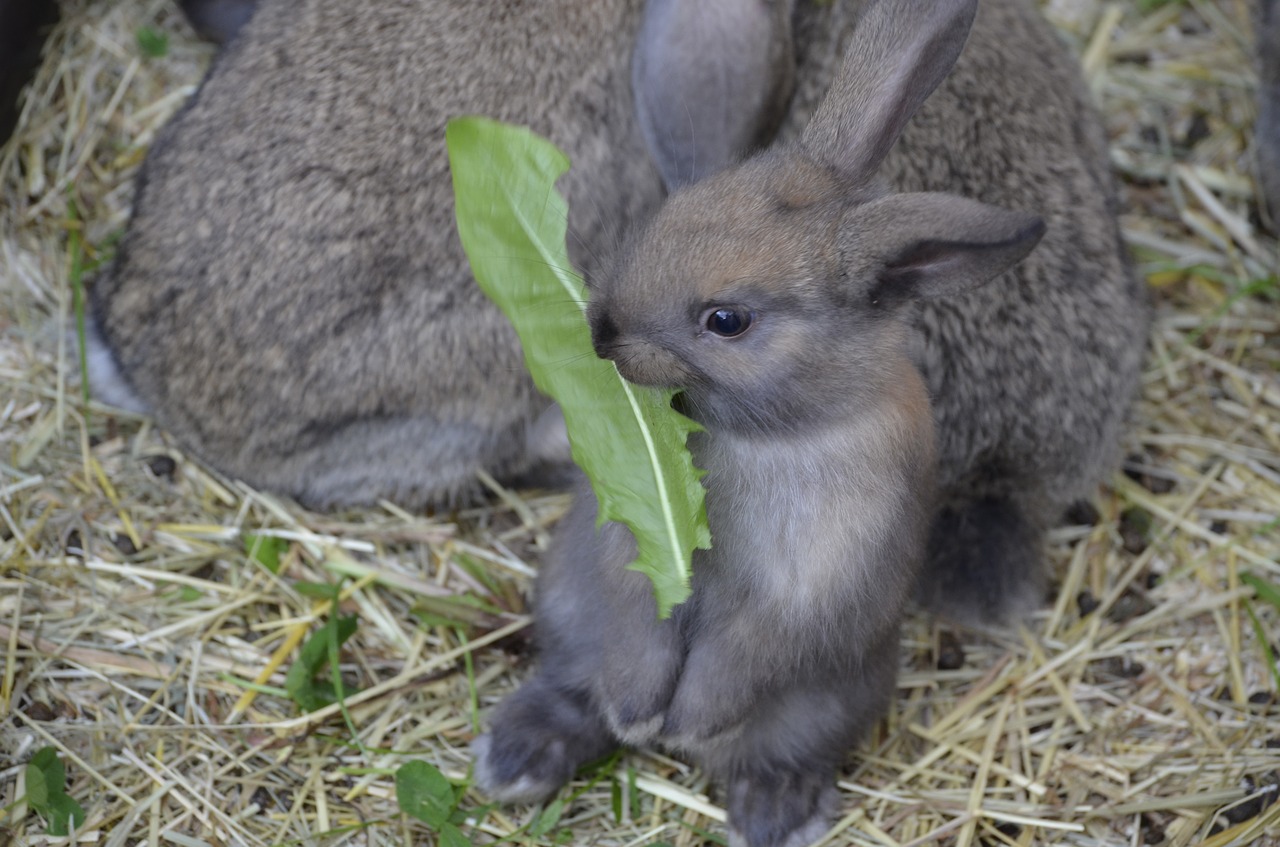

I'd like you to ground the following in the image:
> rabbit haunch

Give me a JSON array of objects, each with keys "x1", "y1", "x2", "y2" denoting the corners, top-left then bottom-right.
[{"x1": 84, "y1": 0, "x2": 795, "y2": 509}]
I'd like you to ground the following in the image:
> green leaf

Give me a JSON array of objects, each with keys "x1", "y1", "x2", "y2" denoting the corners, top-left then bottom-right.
[
  {"x1": 46, "y1": 793, "x2": 86, "y2": 837},
  {"x1": 1242, "y1": 599, "x2": 1280, "y2": 692},
  {"x1": 25, "y1": 750, "x2": 55, "y2": 809},
  {"x1": 285, "y1": 614, "x2": 359, "y2": 712},
  {"x1": 25, "y1": 748, "x2": 85, "y2": 836},
  {"x1": 294, "y1": 581, "x2": 341, "y2": 601},
  {"x1": 244, "y1": 533, "x2": 290, "y2": 575},
  {"x1": 628, "y1": 765, "x2": 641, "y2": 820},
  {"x1": 395, "y1": 761, "x2": 456, "y2": 829},
  {"x1": 136, "y1": 27, "x2": 169, "y2": 58},
  {"x1": 446, "y1": 116, "x2": 711, "y2": 617},
  {"x1": 439, "y1": 822, "x2": 471, "y2": 847},
  {"x1": 1242, "y1": 572, "x2": 1280, "y2": 612},
  {"x1": 611, "y1": 776, "x2": 623, "y2": 823},
  {"x1": 529, "y1": 797, "x2": 565, "y2": 838}
]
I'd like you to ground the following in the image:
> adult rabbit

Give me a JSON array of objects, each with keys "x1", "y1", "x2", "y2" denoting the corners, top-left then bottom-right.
[
  {"x1": 759, "y1": 0, "x2": 1148, "y2": 624},
  {"x1": 87, "y1": 0, "x2": 793, "y2": 507}
]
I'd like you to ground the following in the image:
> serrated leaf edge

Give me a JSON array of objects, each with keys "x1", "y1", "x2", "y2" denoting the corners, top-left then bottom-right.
[
  {"x1": 613, "y1": 378, "x2": 685, "y2": 590},
  {"x1": 491, "y1": 133, "x2": 692, "y2": 601}
]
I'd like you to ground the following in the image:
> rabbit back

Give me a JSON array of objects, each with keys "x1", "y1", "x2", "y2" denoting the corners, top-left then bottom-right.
[{"x1": 90, "y1": 0, "x2": 661, "y2": 507}]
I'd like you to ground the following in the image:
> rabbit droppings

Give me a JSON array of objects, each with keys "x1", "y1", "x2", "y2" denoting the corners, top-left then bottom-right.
[
  {"x1": 472, "y1": 0, "x2": 1142, "y2": 844},
  {"x1": 86, "y1": 0, "x2": 795, "y2": 508}
]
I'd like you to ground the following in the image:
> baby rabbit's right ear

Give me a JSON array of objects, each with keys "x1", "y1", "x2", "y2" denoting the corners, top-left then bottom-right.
[
  {"x1": 843, "y1": 192, "x2": 1045, "y2": 306},
  {"x1": 802, "y1": 0, "x2": 977, "y2": 184},
  {"x1": 633, "y1": 0, "x2": 797, "y2": 191}
]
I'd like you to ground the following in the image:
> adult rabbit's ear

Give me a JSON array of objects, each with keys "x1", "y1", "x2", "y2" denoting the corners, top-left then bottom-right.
[
  {"x1": 632, "y1": 0, "x2": 796, "y2": 191},
  {"x1": 802, "y1": 0, "x2": 977, "y2": 184}
]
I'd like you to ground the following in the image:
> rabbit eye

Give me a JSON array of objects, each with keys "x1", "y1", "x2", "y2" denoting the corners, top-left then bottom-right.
[{"x1": 705, "y1": 307, "x2": 753, "y2": 338}]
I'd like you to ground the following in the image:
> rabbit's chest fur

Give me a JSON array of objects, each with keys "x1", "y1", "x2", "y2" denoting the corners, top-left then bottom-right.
[
  {"x1": 697, "y1": 429, "x2": 899, "y2": 610},
  {"x1": 687, "y1": 382, "x2": 933, "y2": 641}
]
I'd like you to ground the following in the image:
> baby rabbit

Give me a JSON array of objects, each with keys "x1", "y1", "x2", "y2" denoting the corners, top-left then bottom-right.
[
  {"x1": 474, "y1": 1, "x2": 1046, "y2": 845},
  {"x1": 87, "y1": 0, "x2": 794, "y2": 507}
]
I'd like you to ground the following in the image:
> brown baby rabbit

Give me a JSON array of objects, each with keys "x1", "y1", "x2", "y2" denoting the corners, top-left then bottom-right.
[
  {"x1": 87, "y1": 0, "x2": 794, "y2": 507},
  {"x1": 474, "y1": 1, "x2": 1046, "y2": 844}
]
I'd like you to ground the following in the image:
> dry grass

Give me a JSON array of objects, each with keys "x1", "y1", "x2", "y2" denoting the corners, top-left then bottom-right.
[{"x1": 1, "y1": 0, "x2": 1278, "y2": 845}]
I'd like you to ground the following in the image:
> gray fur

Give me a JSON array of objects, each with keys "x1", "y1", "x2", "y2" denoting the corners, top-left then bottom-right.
[
  {"x1": 476, "y1": 1, "x2": 1058, "y2": 844},
  {"x1": 89, "y1": 0, "x2": 665, "y2": 508},
  {"x1": 777, "y1": 0, "x2": 1149, "y2": 624},
  {"x1": 633, "y1": 0, "x2": 797, "y2": 189},
  {"x1": 177, "y1": 0, "x2": 258, "y2": 44},
  {"x1": 93, "y1": 0, "x2": 1147, "y2": 612},
  {"x1": 88, "y1": 0, "x2": 797, "y2": 509},
  {"x1": 1259, "y1": 0, "x2": 1280, "y2": 228}
]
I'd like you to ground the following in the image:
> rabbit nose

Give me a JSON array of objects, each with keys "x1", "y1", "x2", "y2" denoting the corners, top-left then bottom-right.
[{"x1": 590, "y1": 313, "x2": 621, "y2": 359}]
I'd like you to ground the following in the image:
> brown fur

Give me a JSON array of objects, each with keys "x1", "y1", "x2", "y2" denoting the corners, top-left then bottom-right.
[
  {"x1": 776, "y1": 0, "x2": 1150, "y2": 624},
  {"x1": 89, "y1": 0, "x2": 665, "y2": 507},
  {"x1": 476, "y1": 2, "x2": 1058, "y2": 844}
]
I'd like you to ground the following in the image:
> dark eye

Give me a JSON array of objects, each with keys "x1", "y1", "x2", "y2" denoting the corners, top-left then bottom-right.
[{"x1": 705, "y1": 306, "x2": 753, "y2": 338}]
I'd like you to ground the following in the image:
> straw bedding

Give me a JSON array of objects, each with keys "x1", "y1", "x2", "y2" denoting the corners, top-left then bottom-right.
[{"x1": 1, "y1": 0, "x2": 1277, "y2": 844}]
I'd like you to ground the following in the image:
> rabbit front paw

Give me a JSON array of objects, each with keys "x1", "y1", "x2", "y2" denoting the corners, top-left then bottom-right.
[
  {"x1": 474, "y1": 674, "x2": 617, "y2": 804},
  {"x1": 654, "y1": 644, "x2": 753, "y2": 747},
  {"x1": 725, "y1": 767, "x2": 836, "y2": 847},
  {"x1": 598, "y1": 628, "x2": 684, "y2": 745}
]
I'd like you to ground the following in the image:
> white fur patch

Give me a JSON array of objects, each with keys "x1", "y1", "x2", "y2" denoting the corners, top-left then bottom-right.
[{"x1": 81, "y1": 318, "x2": 149, "y2": 414}]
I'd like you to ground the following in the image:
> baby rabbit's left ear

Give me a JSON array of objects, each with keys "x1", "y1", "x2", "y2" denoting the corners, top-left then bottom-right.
[
  {"x1": 632, "y1": 0, "x2": 796, "y2": 191},
  {"x1": 842, "y1": 192, "x2": 1046, "y2": 304}
]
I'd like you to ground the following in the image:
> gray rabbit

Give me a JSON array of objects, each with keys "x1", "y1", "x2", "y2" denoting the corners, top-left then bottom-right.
[
  {"x1": 87, "y1": 0, "x2": 794, "y2": 507},
  {"x1": 475, "y1": 2, "x2": 1053, "y2": 845}
]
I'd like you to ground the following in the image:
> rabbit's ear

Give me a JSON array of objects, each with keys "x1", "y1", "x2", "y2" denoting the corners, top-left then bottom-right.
[
  {"x1": 633, "y1": 0, "x2": 796, "y2": 191},
  {"x1": 802, "y1": 0, "x2": 977, "y2": 184},
  {"x1": 843, "y1": 193, "x2": 1045, "y2": 303}
]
